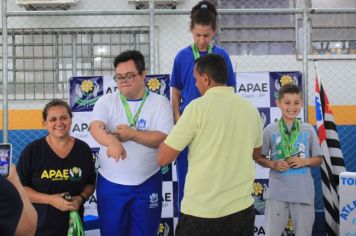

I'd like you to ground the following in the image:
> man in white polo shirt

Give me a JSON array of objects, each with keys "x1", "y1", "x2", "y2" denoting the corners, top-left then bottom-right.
[{"x1": 90, "y1": 50, "x2": 173, "y2": 236}]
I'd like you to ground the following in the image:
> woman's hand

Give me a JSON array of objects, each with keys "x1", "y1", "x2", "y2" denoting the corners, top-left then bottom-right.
[
  {"x1": 49, "y1": 193, "x2": 76, "y2": 212},
  {"x1": 70, "y1": 196, "x2": 84, "y2": 211}
]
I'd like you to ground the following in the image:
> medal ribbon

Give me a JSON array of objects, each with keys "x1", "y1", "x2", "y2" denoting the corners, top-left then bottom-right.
[
  {"x1": 191, "y1": 43, "x2": 212, "y2": 60},
  {"x1": 120, "y1": 90, "x2": 149, "y2": 128},
  {"x1": 278, "y1": 118, "x2": 300, "y2": 160},
  {"x1": 67, "y1": 211, "x2": 84, "y2": 236}
]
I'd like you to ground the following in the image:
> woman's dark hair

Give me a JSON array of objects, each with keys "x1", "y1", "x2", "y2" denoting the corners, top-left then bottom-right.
[
  {"x1": 42, "y1": 99, "x2": 73, "y2": 121},
  {"x1": 113, "y1": 50, "x2": 145, "y2": 74},
  {"x1": 190, "y1": 1, "x2": 217, "y2": 31},
  {"x1": 277, "y1": 83, "x2": 302, "y2": 100}
]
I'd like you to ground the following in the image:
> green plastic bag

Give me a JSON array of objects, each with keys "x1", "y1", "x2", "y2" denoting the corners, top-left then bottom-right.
[{"x1": 68, "y1": 211, "x2": 85, "y2": 236}]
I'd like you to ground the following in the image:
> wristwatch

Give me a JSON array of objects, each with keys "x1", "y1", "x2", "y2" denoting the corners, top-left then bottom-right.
[{"x1": 79, "y1": 193, "x2": 88, "y2": 202}]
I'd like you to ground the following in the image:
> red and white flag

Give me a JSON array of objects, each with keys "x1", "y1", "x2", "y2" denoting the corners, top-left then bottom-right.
[{"x1": 315, "y1": 69, "x2": 346, "y2": 236}]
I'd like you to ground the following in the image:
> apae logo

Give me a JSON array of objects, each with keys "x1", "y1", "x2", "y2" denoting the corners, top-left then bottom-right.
[
  {"x1": 88, "y1": 194, "x2": 97, "y2": 204},
  {"x1": 162, "y1": 191, "x2": 172, "y2": 208},
  {"x1": 69, "y1": 167, "x2": 82, "y2": 181},
  {"x1": 72, "y1": 122, "x2": 90, "y2": 139},
  {"x1": 72, "y1": 122, "x2": 90, "y2": 133},
  {"x1": 136, "y1": 118, "x2": 147, "y2": 130},
  {"x1": 157, "y1": 222, "x2": 170, "y2": 236},
  {"x1": 254, "y1": 226, "x2": 265, "y2": 235},
  {"x1": 272, "y1": 74, "x2": 299, "y2": 101},
  {"x1": 40, "y1": 166, "x2": 82, "y2": 182},
  {"x1": 238, "y1": 83, "x2": 268, "y2": 93},
  {"x1": 105, "y1": 86, "x2": 119, "y2": 94},
  {"x1": 149, "y1": 192, "x2": 159, "y2": 208},
  {"x1": 70, "y1": 78, "x2": 102, "y2": 111}
]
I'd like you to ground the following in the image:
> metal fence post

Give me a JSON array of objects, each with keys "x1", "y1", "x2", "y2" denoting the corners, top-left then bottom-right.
[
  {"x1": 149, "y1": 0, "x2": 155, "y2": 74},
  {"x1": 302, "y1": 0, "x2": 309, "y2": 122},
  {"x1": 2, "y1": 0, "x2": 8, "y2": 143}
]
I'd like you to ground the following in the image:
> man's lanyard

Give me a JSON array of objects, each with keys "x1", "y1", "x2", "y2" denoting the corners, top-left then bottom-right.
[
  {"x1": 120, "y1": 90, "x2": 149, "y2": 128},
  {"x1": 278, "y1": 118, "x2": 301, "y2": 160},
  {"x1": 191, "y1": 44, "x2": 213, "y2": 60}
]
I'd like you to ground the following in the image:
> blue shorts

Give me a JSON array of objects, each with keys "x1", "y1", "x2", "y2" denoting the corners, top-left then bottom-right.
[{"x1": 96, "y1": 171, "x2": 162, "y2": 236}]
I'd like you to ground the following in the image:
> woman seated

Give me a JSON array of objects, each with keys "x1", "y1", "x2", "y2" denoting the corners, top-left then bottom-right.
[{"x1": 17, "y1": 99, "x2": 96, "y2": 236}]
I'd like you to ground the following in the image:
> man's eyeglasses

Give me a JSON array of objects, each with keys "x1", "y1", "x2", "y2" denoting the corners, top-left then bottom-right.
[{"x1": 114, "y1": 72, "x2": 140, "y2": 83}]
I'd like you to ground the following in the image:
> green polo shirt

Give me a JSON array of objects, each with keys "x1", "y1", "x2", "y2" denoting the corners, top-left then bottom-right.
[{"x1": 164, "y1": 86, "x2": 263, "y2": 218}]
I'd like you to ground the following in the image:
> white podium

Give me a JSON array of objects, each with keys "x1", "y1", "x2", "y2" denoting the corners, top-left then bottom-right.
[{"x1": 339, "y1": 172, "x2": 356, "y2": 236}]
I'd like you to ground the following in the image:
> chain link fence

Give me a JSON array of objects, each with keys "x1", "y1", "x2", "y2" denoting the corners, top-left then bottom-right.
[{"x1": 1, "y1": 0, "x2": 356, "y2": 230}]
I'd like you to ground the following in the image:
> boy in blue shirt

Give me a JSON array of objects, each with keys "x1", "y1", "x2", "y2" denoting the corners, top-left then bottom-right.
[{"x1": 254, "y1": 83, "x2": 323, "y2": 236}]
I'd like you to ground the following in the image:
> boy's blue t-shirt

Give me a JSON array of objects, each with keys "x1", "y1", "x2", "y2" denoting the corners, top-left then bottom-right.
[
  {"x1": 261, "y1": 121, "x2": 323, "y2": 205},
  {"x1": 170, "y1": 45, "x2": 236, "y2": 113}
]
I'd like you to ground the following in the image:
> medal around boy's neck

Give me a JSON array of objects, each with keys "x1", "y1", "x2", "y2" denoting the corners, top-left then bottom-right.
[{"x1": 278, "y1": 118, "x2": 301, "y2": 161}]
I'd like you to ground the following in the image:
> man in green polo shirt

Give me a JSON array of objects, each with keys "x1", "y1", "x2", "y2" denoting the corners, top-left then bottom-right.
[{"x1": 157, "y1": 53, "x2": 263, "y2": 236}]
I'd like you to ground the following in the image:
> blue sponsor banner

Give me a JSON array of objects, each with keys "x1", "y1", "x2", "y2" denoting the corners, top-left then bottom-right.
[
  {"x1": 173, "y1": 181, "x2": 179, "y2": 217},
  {"x1": 258, "y1": 107, "x2": 271, "y2": 128},
  {"x1": 146, "y1": 74, "x2": 170, "y2": 100},
  {"x1": 162, "y1": 164, "x2": 173, "y2": 182},
  {"x1": 158, "y1": 218, "x2": 174, "y2": 236},
  {"x1": 103, "y1": 74, "x2": 170, "y2": 99},
  {"x1": 269, "y1": 72, "x2": 302, "y2": 107},
  {"x1": 253, "y1": 179, "x2": 268, "y2": 215},
  {"x1": 69, "y1": 76, "x2": 104, "y2": 112},
  {"x1": 90, "y1": 147, "x2": 100, "y2": 172}
]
